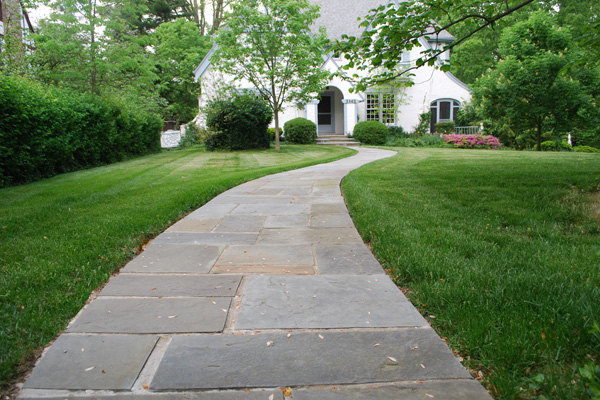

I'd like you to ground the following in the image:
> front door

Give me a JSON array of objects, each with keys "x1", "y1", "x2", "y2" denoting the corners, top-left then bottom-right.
[{"x1": 318, "y1": 92, "x2": 334, "y2": 134}]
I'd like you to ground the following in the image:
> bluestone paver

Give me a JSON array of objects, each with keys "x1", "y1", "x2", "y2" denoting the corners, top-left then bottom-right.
[
  {"x1": 235, "y1": 275, "x2": 427, "y2": 329},
  {"x1": 100, "y1": 275, "x2": 241, "y2": 297},
  {"x1": 24, "y1": 335, "x2": 157, "y2": 390},
  {"x1": 20, "y1": 148, "x2": 492, "y2": 400},
  {"x1": 292, "y1": 380, "x2": 493, "y2": 400},
  {"x1": 315, "y1": 244, "x2": 383, "y2": 274},
  {"x1": 213, "y1": 215, "x2": 266, "y2": 233},
  {"x1": 153, "y1": 232, "x2": 258, "y2": 245},
  {"x1": 67, "y1": 298, "x2": 231, "y2": 333},
  {"x1": 122, "y1": 244, "x2": 222, "y2": 274},
  {"x1": 150, "y1": 330, "x2": 470, "y2": 390}
]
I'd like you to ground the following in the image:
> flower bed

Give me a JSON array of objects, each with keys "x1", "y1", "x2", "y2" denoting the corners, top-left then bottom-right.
[{"x1": 442, "y1": 133, "x2": 502, "y2": 149}]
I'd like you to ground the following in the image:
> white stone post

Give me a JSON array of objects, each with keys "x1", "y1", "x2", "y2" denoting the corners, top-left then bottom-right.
[
  {"x1": 306, "y1": 101, "x2": 319, "y2": 136},
  {"x1": 343, "y1": 99, "x2": 360, "y2": 136}
]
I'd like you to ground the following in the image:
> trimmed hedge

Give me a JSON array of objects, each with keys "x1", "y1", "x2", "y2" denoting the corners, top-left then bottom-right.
[
  {"x1": 283, "y1": 118, "x2": 317, "y2": 144},
  {"x1": 205, "y1": 93, "x2": 272, "y2": 151},
  {"x1": 0, "y1": 76, "x2": 162, "y2": 187},
  {"x1": 353, "y1": 121, "x2": 387, "y2": 145}
]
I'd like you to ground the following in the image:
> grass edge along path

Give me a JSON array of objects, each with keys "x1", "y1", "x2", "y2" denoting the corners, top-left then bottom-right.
[
  {"x1": 342, "y1": 148, "x2": 600, "y2": 400},
  {"x1": 0, "y1": 144, "x2": 356, "y2": 392}
]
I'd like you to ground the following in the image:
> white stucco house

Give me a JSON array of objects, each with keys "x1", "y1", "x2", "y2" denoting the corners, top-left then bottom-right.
[{"x1": 193, "y1": 0, "x2": 471, "y2": 136}]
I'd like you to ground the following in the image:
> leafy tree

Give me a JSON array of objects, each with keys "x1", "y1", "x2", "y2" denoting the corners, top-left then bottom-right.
[
  {"x1": 0, "y1": 0, "x2": 30, "y2": 74},
  {"x1": 153, "y1": 18, "x2": 211, "y2": 123},
  {"x1": 336, "y1": 0, "x2": 540, "y2": 90},
  {"x1": 212, "y1": 0, "x2": 330, "y2": 150},
  {"x1": 472, "y1": 12, "x2": 599, "y2": 150}
]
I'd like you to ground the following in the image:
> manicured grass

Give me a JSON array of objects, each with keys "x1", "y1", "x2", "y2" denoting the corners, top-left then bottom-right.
[
  {"x1": 342, "y1": 148, "x2": 600, "y2": 400},
  {"x1": 0, "y1": 144, "x2": 355, "y2": 389}
]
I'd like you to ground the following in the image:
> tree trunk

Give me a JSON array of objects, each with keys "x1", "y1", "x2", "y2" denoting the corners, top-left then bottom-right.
[
  {"x1": 536, "y1": 121, "x2": 542, "y2": 151},
  {"x1": 1, "y1": 0, "x2": 26, "y2": 72},
  {"x1": 89, "y1": 0, "x2": 98, "y2": 94},
  {"x1": 274, "y1": 105, "x2": 281, "y2": 151}
]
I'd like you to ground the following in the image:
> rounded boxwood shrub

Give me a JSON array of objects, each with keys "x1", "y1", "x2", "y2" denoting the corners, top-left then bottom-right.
[
  {"x1": 435, "y1": 121, "x2": 455, "y2": 135},
  {"x1": 283, "y1": 118, "x2": 317, "y2": 144},
  {"x1": 267, "y1": 127, "x2": 284, "y2": 142},
  {"x1": 205, "y1": 93, "x2": 272, "y2": 151},
  {"x1": 353, "y1": 121, "x2": 387, "y2": 145},
  {"x1": 573, "y1": 145, "x2": 600, "y2": 153}
]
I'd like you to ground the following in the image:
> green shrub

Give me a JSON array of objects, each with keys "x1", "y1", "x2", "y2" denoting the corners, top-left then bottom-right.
[
  {"x1": 283, "y1": 118, "x2": 317, "y2": 144},
  {"x1": 573, "y1": 145, "x2": 600, "y2": 153},
  {"x1": 420, "y1": 134, "x2": 445, "y2": 146},
  {"x1": 541, "y1": 141, "x2": 557, "y2": 151},
  {"x1": 541, "y1": 140, "x2": 572, "y2": 151},
  {"x1": 412, "y1": 111, "x2": 431, "y2": 136},
  {"x1": 388, "y1": 126, "x2": 408, "y2": 139},
  {"x1": 394, "y1": 135, "x2": 444, "y2": 147},
  {"x1": 178, "y1": 123, "x2": 210, "y2": 148},
  {"x1": 0, "y1": 76, "x2": 162, "y2": 187},
  {"x1": 353, "y1": 121, "x2": 387, "y2": 145},
  {"x1": 204, "y1": 93, "x2": 272, "y2": 151},
  {"x1": 435, "y1": 121, "x2": 456, "y2": 135},
  {"x1": 267, "y1": 127, "x2": 284, "y2": 142}
]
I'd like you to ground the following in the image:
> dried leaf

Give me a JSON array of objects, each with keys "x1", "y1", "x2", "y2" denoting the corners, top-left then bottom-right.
[
  {"x1": 281, "y1": 387, "x2": 293, "y2": 396},
  {"x1": 101, "y1": 370, "x2": 106, "y2": 374},
  {"x1": 143, "y1": 385, "x2": 149, "y2": 389},
  {"x1": 387, "y1": 356, "x2": 398, "y2": 364}
]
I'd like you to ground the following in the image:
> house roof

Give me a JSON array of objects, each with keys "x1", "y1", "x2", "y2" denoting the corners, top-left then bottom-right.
[{"x1": 309, "y1": 0, "x2": 394, "y2": 40}]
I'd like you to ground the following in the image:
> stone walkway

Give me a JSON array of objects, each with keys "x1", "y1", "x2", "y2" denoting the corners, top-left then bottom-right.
[{"x1": 19, "y1": 148, "x2": 492, "y2": 400}]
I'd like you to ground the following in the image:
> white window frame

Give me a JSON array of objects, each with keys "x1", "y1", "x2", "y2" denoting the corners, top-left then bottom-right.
[{"x1": 366, "y1": 92, "x2": 396, "y2": 125}]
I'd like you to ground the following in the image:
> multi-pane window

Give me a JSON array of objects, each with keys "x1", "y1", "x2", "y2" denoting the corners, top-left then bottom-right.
[
  {"x1": 430, "y1": 99, "x2": 460, "y2": 132},
  {"x1": 366, "y1": 93, "x2": 396, "y2": 124}
]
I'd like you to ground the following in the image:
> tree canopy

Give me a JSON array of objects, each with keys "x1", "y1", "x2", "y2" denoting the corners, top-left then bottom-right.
[
  {"x1": 472, "y1": 12, "x2": 600, "y2": 150},
  {"x1": 213, "y1": 0, "x2": 330, "y2": 150}
]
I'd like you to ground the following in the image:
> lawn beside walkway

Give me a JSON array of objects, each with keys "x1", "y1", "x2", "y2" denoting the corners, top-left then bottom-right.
[
  {"x1": 0, "y1": 144, "x2": 355, "y2": 390},
  {"x1": 342, "y1": 148, "x2": 600, "y2": 400}
]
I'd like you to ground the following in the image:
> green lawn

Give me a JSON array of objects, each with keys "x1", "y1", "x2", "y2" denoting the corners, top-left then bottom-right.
[
  {"x1": 342, "y1": 148, "x2": 600, "y2": 400},
  {"x1": 0, "y1": 144, "x2": 355, "y2": 390}
]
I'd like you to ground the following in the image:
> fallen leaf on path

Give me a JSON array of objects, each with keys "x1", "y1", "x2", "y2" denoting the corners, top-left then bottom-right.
[
  {"x1": 143, "y1": 385, "x2": 149, "y2": 389},
  {"x1": 281, "y1": 387, "x2": 293, "y2": 396}
]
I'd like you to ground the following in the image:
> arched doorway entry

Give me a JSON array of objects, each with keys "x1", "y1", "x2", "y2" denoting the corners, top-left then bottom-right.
[{"x1": 317, "y1": 86, "x2": 344, "y2": 135}]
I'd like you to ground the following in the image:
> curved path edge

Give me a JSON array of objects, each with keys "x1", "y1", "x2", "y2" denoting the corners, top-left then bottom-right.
[{"x1": 20, "y1": 148, "x2": 492, "y2": 400}]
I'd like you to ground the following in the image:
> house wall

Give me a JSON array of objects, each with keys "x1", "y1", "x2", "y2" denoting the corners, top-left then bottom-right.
[{"x1": 196, "y1": 42, "x2": 471, "y2": 136}]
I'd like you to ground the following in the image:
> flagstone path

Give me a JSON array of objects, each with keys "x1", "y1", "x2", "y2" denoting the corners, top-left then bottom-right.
[{"x1": 19, "y1": 148, "x2": 492, "y2": 400}]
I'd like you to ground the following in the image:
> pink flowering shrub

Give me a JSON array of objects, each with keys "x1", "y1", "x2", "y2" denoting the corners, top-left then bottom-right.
[{"x1": 442, "y1": 134, "x2": 502, "y2": 149}]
